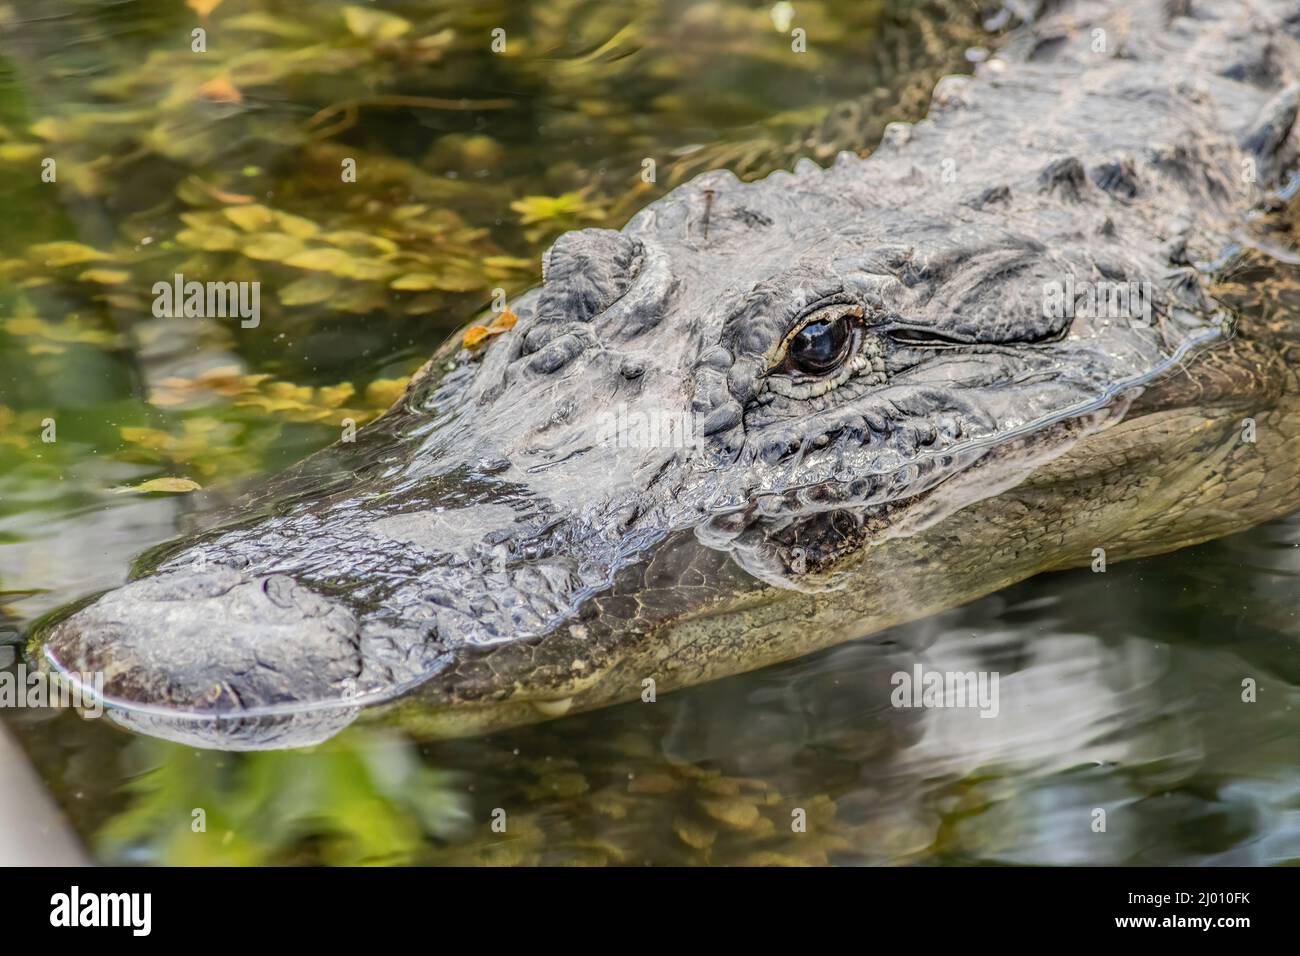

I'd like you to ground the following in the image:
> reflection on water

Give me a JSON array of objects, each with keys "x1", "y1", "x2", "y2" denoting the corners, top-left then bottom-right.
[{"x1": 1, "y1": 0, "x2": 1298, "y2": 865}]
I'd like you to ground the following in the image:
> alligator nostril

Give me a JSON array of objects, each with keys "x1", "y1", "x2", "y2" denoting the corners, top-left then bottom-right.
[
  {"x1": 838, "y1": 418, "x2": 866, "y2": 444},
  {"x1": 262, "y1": 574, "x2": 298, "y2": 609},
  {"x1": 761, "y1": 435, "x2": 799, "y2": 464},
  {"x1": 424, "y1": 588, "x2": 458, "y2": 608},
  {"x1": 937, "y1": 415, "x2": 962, "y2": 440}
]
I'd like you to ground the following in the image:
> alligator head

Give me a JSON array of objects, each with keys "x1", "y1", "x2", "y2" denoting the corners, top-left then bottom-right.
[{"x1": 36, "y1": 0, "x2": 1300, "y2": 748}]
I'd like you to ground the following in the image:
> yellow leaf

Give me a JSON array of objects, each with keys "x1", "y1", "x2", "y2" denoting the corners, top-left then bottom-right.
[
  {"x1": 119, "y1": 427, "x2": 173, "y2": 450},
  {"x1": 333, "y1": 284, "x2": 389, "y2": 314},
  {"x1": 274, "y1": 211, "x2": 320, "y2": 239},
  {"x1": 243, "y1": 232, "x2": 306, "y2": 261},
  {"x1": 114, "y1": 477, "x2": 202, "y2": 494},
  {"x1": 460, "y1": 307, "x2": 517, "y2": 352},
  {"x1": 265, "y1": 381, "x2": 315, "y2": 403},
  {"x1": 399, "y1": 267, "x2": 481, "y2": 292},
  {"x1": 195, "y1": 75, "x2": 242, "y2": 104},
  {"x1": 284, "y1": 247, "x2": 352, "y2": 273},
  {"x1": 482, "y1": 255, "x2": 535, "y2": 272},
  {"x1": 186, "y1": 0, "x2": 224, "y2": 17},
  {"x1": 365, "y1": 377, "x2": 410, "y2": 408},
  {"x1": 223, "y1": 204, "x2": 274, "y2": 231},
  {"x1": 317, "y1": 383, "x2": 356, "y2": 408},
  {"x1": 337, "y1": 258, "x2": 399, "y2": 281},
  {"x1": 0, "y1": 143, "x2": 42, "y2": 162},
  {"x1": 29, "y1": 118, "x2": 66, "y2": 142},
  {"x1": 78, "y1": 268, "x2": 131, "y2": 285},
  {"x1": 278, "y1": 274, "x2": 340, "y2": 306},
  {"x1": 390, "y1": 273, "x2": 440, "y2": 291},
  {"x1": 29, "y1": 241, "x2": 109, "y2": 267},
  {"x1": 342, "y1": 6, "x2": 411, "y2": 42},
  {"x1": 322, "y1": 230, "x2": 398, "y2": 255},
  {"x1": 176, "y1": 227, "x2": 242, "y2": 252}
]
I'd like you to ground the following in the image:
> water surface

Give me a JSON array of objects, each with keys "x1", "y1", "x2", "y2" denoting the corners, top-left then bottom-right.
[{"x1": 1, "y1": 0, "x2": 1296, "y2": 866}]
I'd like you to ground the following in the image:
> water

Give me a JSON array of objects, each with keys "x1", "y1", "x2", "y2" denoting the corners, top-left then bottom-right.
[{"x1": 1, "y1": 0, "x2": 1298, "y2": 866}]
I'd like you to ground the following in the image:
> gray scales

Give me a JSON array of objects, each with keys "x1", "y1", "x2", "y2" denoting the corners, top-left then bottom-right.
[{"x1": 35, "y1": 0, "x2": 1300, "y2": 748}]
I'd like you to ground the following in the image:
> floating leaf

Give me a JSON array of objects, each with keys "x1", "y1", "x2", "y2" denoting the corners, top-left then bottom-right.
[
  {"x1": 4, "y1": 316, "x2": 117, "y2": 346},
  {"x1": 365, "y1": 378, "x2": 410, "y2": 408},
  {"x1": 337, "y1": 258, "x2": 399, "y2": 281},
  {"x1": 0, "y1": 143, "x2": 42, "y2": 162},
  {"x1": 195, "y1": 75, "x2": 242, "y2": 104},
  {"x1": 510, "y1": 191, "x2": 606, "y2": 225},
  {"x1": 278, "y1": 274, "x2": 341, "y2": 306},
  {"x1": 224, "y1": 204, "x2": 275, "y2": 231},
  {"x1": 283, "y1": 247, "x2": 353, "y2": 273},
  {"x1": 120, "y1": 427, "x2": 173, "y2": 450},
  {"x1": 395, "y1": 265, "x2": 482, "y2": 292},
  {"x1": 243, "y1": 232, "x2": 307, "y2": 261},
  {"x1": 317, "y1": 383, "x2": 356, "y2": 408},
  {"x1": 459, "y1": 306, "x2": 517, "y2": 350},
  {"x1": 77, "y1": 268, "x2": 131, "y2": 285},
  {"x1": 342, "y1": 6, "x2": 412, "y2": 42},
  {"x1": 186, "y1": 0, "x2": 224, "y2": 17},
  {"x1": 390, "y1": 273, "x2": 440, "y2": 291},
  {"x1": 114, "y1": 477, "x2": 202, "y2": 495},
  {"x1": 28, "y1": 241, "x2": 110, "y2": 267},
  {"x1": 482, "y1": 255, "x2": 536, "y2": 272},
  {"x1": 176, "y1": 227, "x2": 242, "y2": 252},
  {"x1": 28, "y1": 118, "x2": 66, "y2": 142},
  {"x1": 274, "y1": 211, "x2": 320, "y2": 239},
  {"x1": 322, "y1": 230, "x2": 398, "y2": 255},
  {"x1": 332, "y1": 284, "x2": 389, "y2": 314}
]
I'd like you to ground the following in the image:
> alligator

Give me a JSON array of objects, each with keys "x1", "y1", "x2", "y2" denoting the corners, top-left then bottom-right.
[{"x1": 35, "y1": 0, "x2": 1300, "y2": 749}]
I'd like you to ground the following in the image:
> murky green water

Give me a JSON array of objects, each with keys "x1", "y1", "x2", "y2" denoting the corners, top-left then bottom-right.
[{"x1": 1, "y1": 0, "x2": 1297, "y2": 866}]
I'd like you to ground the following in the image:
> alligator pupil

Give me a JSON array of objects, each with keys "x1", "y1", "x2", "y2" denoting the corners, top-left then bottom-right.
[{"x1": 789, "y1": 318, "x2": 850, "y2": 373}]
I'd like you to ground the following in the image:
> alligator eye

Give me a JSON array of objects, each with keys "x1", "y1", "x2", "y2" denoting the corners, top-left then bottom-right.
[
  {"x1": 766, "y1": 305, "x2": 867, "y2": 398},
  {"x1": 788, "y1": 318, "x2": 851, "y2": 374}
]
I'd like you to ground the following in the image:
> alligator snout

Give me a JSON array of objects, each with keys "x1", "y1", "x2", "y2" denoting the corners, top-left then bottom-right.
[{"x1": 42, "y1": 568, "x2": 364, "y2": 749}]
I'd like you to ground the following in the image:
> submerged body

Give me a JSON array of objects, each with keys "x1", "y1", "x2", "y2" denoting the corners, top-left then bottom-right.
[{"x1": 38, "y1": 0, "x2": 1300, "y2": 748}]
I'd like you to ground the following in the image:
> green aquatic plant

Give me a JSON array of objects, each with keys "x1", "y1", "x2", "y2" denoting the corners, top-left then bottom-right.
[{"x1": 98, "y1": 730, "x2": 471, "y2": 866}]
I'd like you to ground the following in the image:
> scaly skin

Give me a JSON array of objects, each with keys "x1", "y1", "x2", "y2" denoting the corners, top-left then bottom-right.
[{"x1": 35, "y1": 0, "x2": 1300, "y2": 749}]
